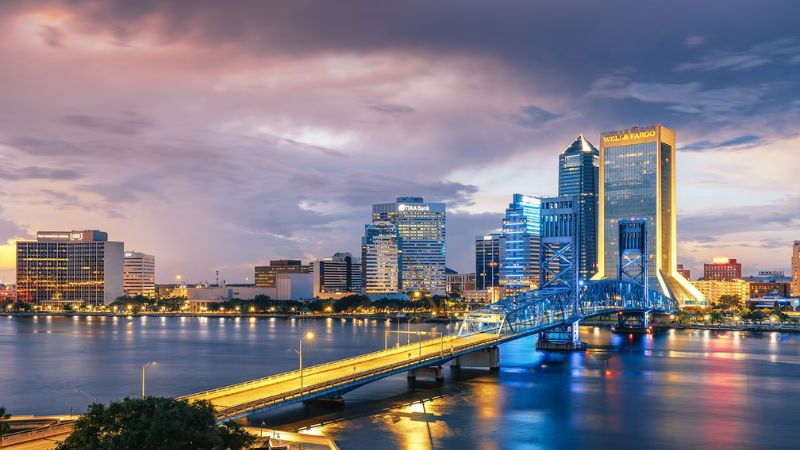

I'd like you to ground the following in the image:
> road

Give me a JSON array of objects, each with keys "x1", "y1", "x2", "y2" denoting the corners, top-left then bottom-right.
[
  {"x1": 185, "y1": 332, "x2": 501, "y2": 418},
  {"x1": 0, "y1": 424, "x2": 73, "y2": 450}
]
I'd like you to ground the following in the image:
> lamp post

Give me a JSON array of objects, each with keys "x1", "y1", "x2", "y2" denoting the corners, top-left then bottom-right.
[
  {"x1": 292, "y1": 331, "x2": 315, "y2": 389},
  {"x1": 142, "y1": 361, "x2": 157, "y2": 399}
]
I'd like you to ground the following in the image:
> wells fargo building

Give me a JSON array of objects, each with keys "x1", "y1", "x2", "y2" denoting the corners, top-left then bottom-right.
[{"x1": 594, "y1": 125, "x2": 705, "y2": 306}]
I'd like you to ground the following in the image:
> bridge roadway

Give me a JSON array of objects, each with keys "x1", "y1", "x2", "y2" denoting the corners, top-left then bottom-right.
[
  {"x1": 183, "y1": 331, "x2": 506, "y2": 421},
  {"x1": 185, "y1": 300, "x2": 658, "y2": 421}
]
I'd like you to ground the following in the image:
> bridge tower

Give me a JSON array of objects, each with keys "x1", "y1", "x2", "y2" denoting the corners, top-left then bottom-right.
[
  {"x1": 613, "y1": 219, "x2": 653, "y2": 333},
  {"x1": 536, "y1": 196, "x2": 586, "y2": 351}
]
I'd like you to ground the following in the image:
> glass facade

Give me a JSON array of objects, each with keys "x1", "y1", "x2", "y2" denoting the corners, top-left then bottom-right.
[
  {"x1": 500, "y1": 194, "x2": 541, "y2": 291},
  {"x1": 558, "y1": 135, "x2": 599, "y2": 280},
  {"x1": 475, "y1": 233, "x2": 503, "y2": 290},
  {"x1": 362, "y1": 221, "x2": 400, "y2": 293},
  {"x1": 369, "y1": 197, "x2": 446, "y2": 293},
  {"x1": 597, "y1": 125, "x2": 705, "y2": 306},
  {"x1": 602, "y1": 141, "x2": 659, "y2": 282}
]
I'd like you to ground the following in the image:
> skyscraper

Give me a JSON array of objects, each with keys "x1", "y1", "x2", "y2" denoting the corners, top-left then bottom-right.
[
  {"x1": 312, "y1": 252, "x2": 363, "y2": 298},
  {"x1": 594, "y1": 124, "x2": 705, "y2": 306},
  {"x1": 124, "y1": 251, "x2": 156, "y2": 298},
  {"x1": 539, "y1": 195, "x2": 578, "y2": 289},
  {"x1": 16, "y1": 230, "x2": 124, "y2": 306},
  {"x1": 500, "y1": 194, "x2": 541, "y2": 292},
  {"x1": 792, "y1": 241, "x2": 800, "y2": 297},
  {"x1": 370, "y1": 197, "x2": 446, "y2": 293},
  {"x1": 475, "y1": 233, "x2": 503, "y2": 290},
  {"x1": 362, "y1": 221, "x2": 400, "y2": 294},
  {"x1": 558, "y1": 135, "x2": 599, "y2": 280}
]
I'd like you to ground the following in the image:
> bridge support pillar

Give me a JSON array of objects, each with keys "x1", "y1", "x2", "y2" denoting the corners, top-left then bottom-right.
[
  {"x1": 536, "y1": 320, "x2": 586, "y2": 351},
  {"x1": 449, "y1": 346, "x2": 500, "y2": 372},
  {"x1": 407, "y1": 366, "x2": 444, "y2": 382},
  {"x1": 303, "y1": 397, "x2": 345, "y2": 408},
  {"x1": 612, "y1": 311, "x2": 654, "y2": 334}
]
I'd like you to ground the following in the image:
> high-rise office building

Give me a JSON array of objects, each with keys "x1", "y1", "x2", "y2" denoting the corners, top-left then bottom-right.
[
  {"x1": 792, "y1": 241, "x2": 800, "y2": 297},
  {"x1": 362, "y1": 221, "x2": 400, "y2": 294},
  {"x1": 500, "y1": 194, "x2": 541, "y2": 292},
  {"x1": 370, "y1": 197, "x2": 446, "y2": 293},
  {"x1": 312, "y1": 252, "x2": 363, "y2": 298},
  {"x1": 16, "y1": 230, "x2": 124, "y2": 306},
  {"x1": 559, "y1": 135, "x2": 599, "y2": 280},
  {"x1": 539, "y1": 195, "x2": 578, "y2": 289},
  {"x1": 703, "y1": 258, "x2": 742, "y2": 281},
  {"x1": 594, "y1": 124, "x2": 705, "y2": 306},
  {"x1": 475, "y1": 233, "x2": 503, "y2": 290},
  {"x1": 254, "y1": 260, "x2": 311, "y2": 288},
  {"x1": 124, "y1": 251, "x2": 156, "y2": 298}
]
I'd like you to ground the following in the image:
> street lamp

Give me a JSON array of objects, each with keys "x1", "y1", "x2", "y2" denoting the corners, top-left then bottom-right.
[
  {"x1": 141, "y1": 361, "x2": 157, "y2": 399},
  {"x1": 291, "y1": 331, "x2": 315, "y2": 389}
]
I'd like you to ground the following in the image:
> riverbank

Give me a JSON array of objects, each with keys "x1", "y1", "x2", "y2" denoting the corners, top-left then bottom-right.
[
  {"x1": 1, "y1": 311, "x2": 456, "y2": 323},
  {"x1": 581, "y1": 318, "x2": 800, "y2": 333},
  {"x1": 6, "y1": 311, "x2": 800, "y2": 331}
]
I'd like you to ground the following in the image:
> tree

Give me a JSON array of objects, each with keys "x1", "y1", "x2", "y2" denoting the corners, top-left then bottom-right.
[
  {"x1": 716, "y1": 295, "x2": 741, "y2": 310},
  {"x1": 0, "y1": 406, "x2": 11, "y2": 443},
  {"x1": 56, "y1": 397, "x2": 254, "y2": 450}
]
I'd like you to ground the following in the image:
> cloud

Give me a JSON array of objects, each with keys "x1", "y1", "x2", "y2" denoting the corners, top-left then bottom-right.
[
  {"x1": 587, "y1": 77, "x2": 766, "y2": 116},
  {"x1": 682, "y1": 134, "x2": 764, "y2": 152},
  {"x1": 61, "y1": 111, "x2": 154, "y2": 135},
  {"x1": 683, "y1": 36, "x2": 706, "y2": 47},
  {"x1": 0, "y1": 0, "x2": 797, "y2": 280},
  {"x1": 512, "y1": 105, "x2": 561, "y2": 129},
  {"x1": 679, "y1": 196, "x2": 800, "y2": 242},
  {"x1": 677, "y1": 39, "x2": 800, "y2": 72},
  {"x1": 368, "y1": 103, "x2": 415, "y2": 116},
  {"x1": 39, "y1": 25, "x2": 63, "y2": 47},
  {"x1": 5, "y1": 136, "x2": 81, "y2": 156},
  {"x1": 0, "y1": 166, "x2": 82, "y2": 180}
]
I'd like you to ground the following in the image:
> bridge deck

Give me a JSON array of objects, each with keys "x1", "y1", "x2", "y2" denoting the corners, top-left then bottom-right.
[{"x1": 183, "y1": 332, "x2": 502, "y2": 420}]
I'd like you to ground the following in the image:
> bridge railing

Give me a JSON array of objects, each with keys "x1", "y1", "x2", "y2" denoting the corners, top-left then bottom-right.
[
  {"x1": 459, "y1": 280, "x2": 677, "y2": 336},
  {"x1": 182, "y1": 333, "x2": 461, "y2": 401},
  {"x1": 214, "y1": 333, "x2": 505, "y2": 420}
]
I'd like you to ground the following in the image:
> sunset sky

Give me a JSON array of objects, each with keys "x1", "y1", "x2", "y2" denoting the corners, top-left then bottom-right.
[{"x1": 0, "y1": 0, "x2": 798, "y2": 284}]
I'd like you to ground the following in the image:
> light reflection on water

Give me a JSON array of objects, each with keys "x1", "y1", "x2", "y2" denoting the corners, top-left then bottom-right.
[{"x1": 1, "y1": 317, "x2": 798, "y2": 449}]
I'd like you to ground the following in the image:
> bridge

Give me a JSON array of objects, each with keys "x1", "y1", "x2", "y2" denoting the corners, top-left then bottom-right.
[{"x1": 182, "y1": 279, "x2": 677, "y2": 422}]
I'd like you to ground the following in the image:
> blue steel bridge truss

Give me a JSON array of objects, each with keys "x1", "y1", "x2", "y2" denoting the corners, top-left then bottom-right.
[{"x1": 457, "y1": 279, "x2": 678, "y2": 337}]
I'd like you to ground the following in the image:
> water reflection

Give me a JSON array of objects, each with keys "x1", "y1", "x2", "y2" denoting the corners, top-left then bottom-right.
[{"x1": 1, "y1": 318, "x2": 799, "y2": 449}]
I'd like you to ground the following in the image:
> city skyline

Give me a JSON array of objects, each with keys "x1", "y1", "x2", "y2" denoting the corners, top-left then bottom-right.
[{"x1": 0, "y1": 1, "x2": 799, "y2": 284}]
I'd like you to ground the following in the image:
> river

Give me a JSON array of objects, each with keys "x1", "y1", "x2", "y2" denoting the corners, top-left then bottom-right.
[{"x1": 1, "y1": 315, "x2": 798, "y2": 449}]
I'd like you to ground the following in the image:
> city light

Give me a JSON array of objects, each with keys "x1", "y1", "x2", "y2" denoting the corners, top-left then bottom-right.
[{"x1": 2, "y1": 4, "x2": 797, "y2": 448}]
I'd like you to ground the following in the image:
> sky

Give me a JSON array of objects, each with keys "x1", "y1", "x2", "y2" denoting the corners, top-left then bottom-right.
[{"x1": 0, "y1": 0, "x2": 798, "y2": 284}]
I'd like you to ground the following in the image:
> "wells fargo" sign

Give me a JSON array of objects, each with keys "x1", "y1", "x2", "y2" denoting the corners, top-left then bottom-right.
[{"x1": 602, "y1": 129, "x2": 656, "y2": 143}]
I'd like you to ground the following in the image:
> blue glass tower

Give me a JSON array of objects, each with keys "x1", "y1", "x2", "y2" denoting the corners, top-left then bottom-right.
[
  {"x1": 558, "y1": 135, "x2": 599, "y2": 280},
  {"x1": 500, "y1": 194, "x2": 541, "y2": 292}
]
